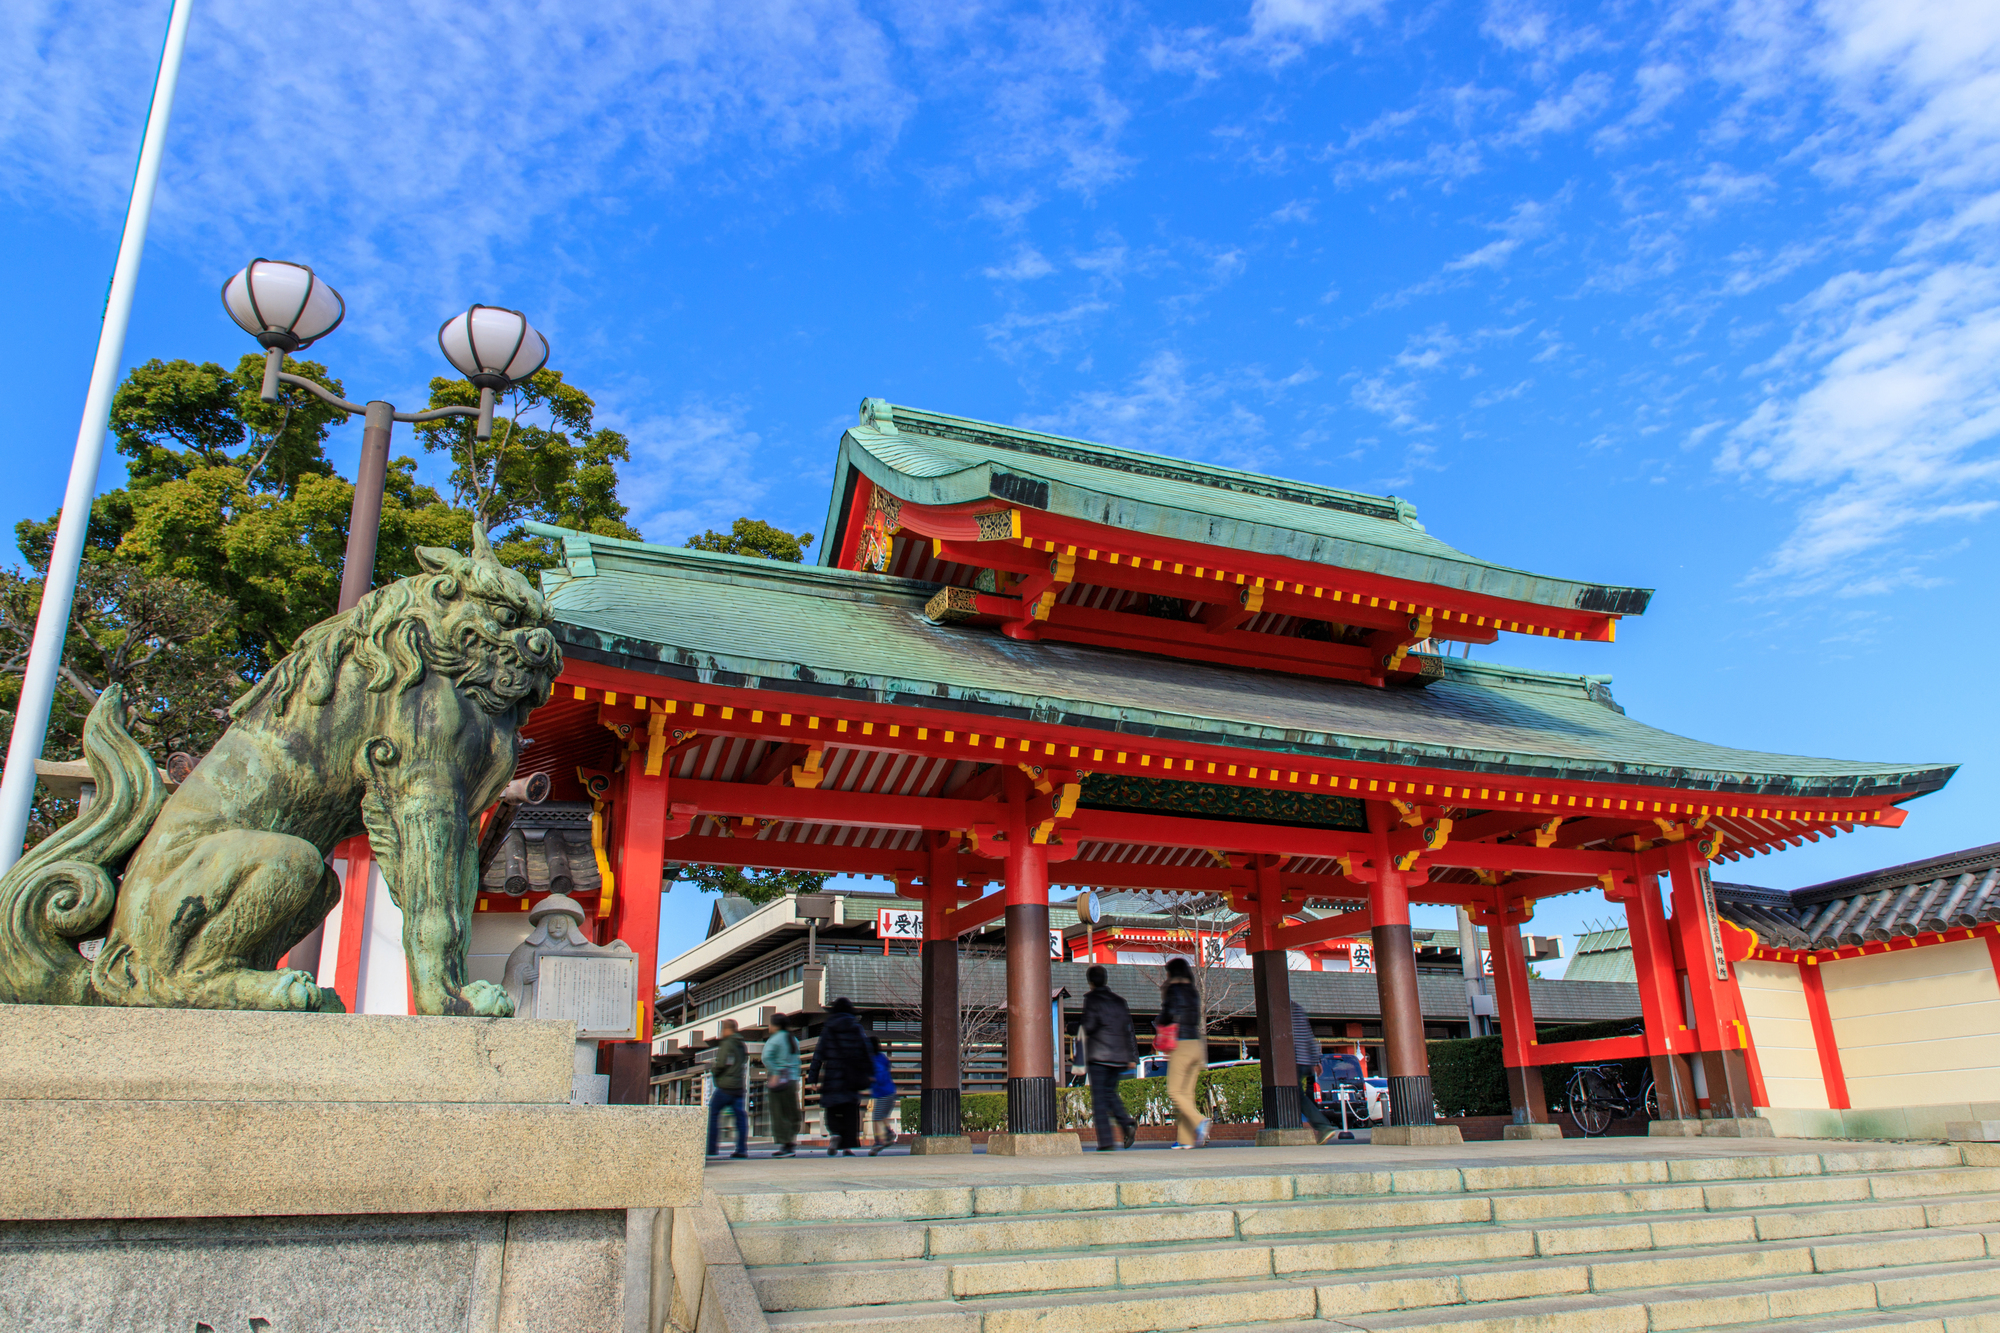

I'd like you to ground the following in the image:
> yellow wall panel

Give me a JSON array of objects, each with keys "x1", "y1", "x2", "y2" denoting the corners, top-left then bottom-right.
[
  {"x1": 1819, "y1": 940, "x2": 2000, "y2": 1110},
  {"x1": 1736, "y1": 960, "x2": 1829, "y2": 1109}
]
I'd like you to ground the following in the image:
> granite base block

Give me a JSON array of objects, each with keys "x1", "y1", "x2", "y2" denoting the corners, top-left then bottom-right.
[
  {"x1": 1649, "y1": 1119, "x2": 1706, "y2": 1137},
  {"x1": 910, "y1": 1135, "x2": 974, "y2": 1155},
  {"x1": 1256, "y1": 1128, "x2": 1323, "y2": 1147},
  {"x1": 1503, "y1": 1123, "x2": 1565, "y2": 1140},
  {"x1": 1701, "y1": 1116, "x2": 1775, "y2": 1138},
  {"x1": 0, "y1": 1208, "x2": 651, "y2": 1333},
  {"x1": 1948, "y1": 1120, "x2": 2000, "y2": 1143},
  {"x1": 1369, "y1": 1125, "x2": 1464, "y2": 1146},
  {"x1": 986, "y1": 1132, "x2": 1083, "y2": 1156}
]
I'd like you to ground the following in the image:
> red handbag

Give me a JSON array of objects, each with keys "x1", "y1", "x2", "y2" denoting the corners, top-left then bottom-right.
[{"x1": 1154, "y1": 1023, "x2": 1178, "y2": 1053}]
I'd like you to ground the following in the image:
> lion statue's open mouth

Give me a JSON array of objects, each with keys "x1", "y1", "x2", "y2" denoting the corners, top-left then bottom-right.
[{"x1": 0, "y1": 530, "x2": 562, "y2": 1016}]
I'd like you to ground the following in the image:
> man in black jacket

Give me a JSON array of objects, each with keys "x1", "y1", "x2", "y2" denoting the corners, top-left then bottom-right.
[
  {"x1": 1081, "y1": 966, "x2": 1139, "y2": 1150},
  {"x1": 807, "y1": 996, "x2": 876, "y2": 1156}
]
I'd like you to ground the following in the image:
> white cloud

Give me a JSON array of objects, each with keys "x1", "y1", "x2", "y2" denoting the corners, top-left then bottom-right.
[
  {"x1": 1250, "y1": 0, "x2": 1386, "y2": 47},
  {"x1": 0, "y1": 0, "x2": 909, "y2": 341},
  {"x1": 1021, "y1": 350, "x2": 1317, "y2": 469},
  {"x1": 615, "y1": 397, "x2": 780, "y2": 546},
  {"x1": 984, "y1": 246, "x2": 1057, "y2": 281}
]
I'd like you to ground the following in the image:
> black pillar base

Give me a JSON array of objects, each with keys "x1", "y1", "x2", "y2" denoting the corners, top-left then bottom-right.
[
  {"x1": 1388, "y1": 1074, "x2": 1435, "y2": 1127},
  {"x1": 920, "y1": 1087, "x2": 962, "y2": 1138},
  {"x1": 1006, "y1": 1076, "x2": 1058, "y2": 1134},
  {"x1": 1262, "y1": 1081, "x2": 1303, "y2": 1130}
]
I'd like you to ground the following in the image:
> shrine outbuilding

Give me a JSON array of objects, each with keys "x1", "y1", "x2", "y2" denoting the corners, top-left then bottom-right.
[{"x1": 312, "y1": 398, "x2": 1955, "y2": 1145}]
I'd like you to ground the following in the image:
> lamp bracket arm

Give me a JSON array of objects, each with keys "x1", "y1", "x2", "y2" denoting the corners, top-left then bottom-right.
[
  {"x1": 399, "y1": 405, "x2": 481, "y2": 424},
  {"x1": 272, "y1": 371, "x2": 366, "y2": 415}
]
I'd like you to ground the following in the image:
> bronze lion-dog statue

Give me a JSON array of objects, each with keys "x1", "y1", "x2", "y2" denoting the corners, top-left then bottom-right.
[{"x1": 0, "y1": 530, "x2": 560, "y2": 1014}]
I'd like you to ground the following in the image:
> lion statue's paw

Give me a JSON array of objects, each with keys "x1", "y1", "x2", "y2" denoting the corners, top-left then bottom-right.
[
  {"x1": 461, "y1": 979, "x2": 516, "y2": 1017},
  {"x1": 271, "y1": 968, "x2": 334, "y2": 1012}
]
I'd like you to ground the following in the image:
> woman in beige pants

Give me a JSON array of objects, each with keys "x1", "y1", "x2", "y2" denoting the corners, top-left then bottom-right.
[{"x1": 1157, "y1": 956, "x2": 1209, "y2": 1148}]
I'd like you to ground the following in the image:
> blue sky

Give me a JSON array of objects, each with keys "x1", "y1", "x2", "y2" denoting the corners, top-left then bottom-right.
[{"x1": 5, "y1": 0, "x2": 1997, "y2": 970}]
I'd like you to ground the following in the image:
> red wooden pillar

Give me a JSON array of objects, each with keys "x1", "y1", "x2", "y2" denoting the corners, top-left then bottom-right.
[
  {"x1": 330, "y1": 835, "x2": 373, "y2": 1013},
  {"x1": 1250, "y1": 856, "x2": 1303, "y2": 1131},
  {"x1": 611, "y1": 764, "x2": 670, "y2": 1044},
  {"x1": 1613, "y1": 868, "x2": 1699, "y2": 1119},
  {"x1": 1481, "y1": 897, "x2": 1546, "y2": 1124},
  {"x1": 1001, "y1": 769, "x2": 1055, "y2": 1134},
  {"x1": 1663, "y1": 843, "x2": 1755, "y2": 1118},
  {"x1": 919, "y1": 833, "x2": 963, "y2": 1139},
  {"x1": 1800, "y1": 959, "x2": 1851, "y2": 1110},
  {"x1": 1366, "y1": 802, "x2": 1431, "y2": 1126}
]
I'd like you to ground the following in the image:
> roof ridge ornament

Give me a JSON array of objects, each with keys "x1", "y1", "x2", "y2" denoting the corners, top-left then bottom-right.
[{"x1": 859, "y1": 397, "x2": 898, "y2": 432}]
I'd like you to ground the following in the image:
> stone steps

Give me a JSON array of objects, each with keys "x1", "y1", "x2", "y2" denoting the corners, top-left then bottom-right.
[
  {"x1": 750, "y1": 1197, "x2": 2000, "y2": 1310},
  {"x1": 734, "y1": 1144, "x2": 2000, "y2": 1333}
]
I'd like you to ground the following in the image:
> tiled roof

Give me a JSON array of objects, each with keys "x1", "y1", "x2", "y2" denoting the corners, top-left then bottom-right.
[
  {"x1": 530, "y1": 523, "x2": 1952, "y2": 804},
  {"x1": 1717, "y1": 844, "x2": 2000, "y2": 949},
  {"x1": 824, "y1": 401, "x2": 1653, "y2": 617}
]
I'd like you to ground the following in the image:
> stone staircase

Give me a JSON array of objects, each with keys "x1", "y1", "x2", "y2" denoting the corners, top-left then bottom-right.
[{"x1": 718, "y1": 1143, "x2": 2000, "y2": 1333}]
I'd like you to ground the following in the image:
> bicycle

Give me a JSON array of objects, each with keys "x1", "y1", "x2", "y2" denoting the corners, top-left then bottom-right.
[{"x1": 1564, "y1": 1062, "x2": 1658, "y2": 1137}]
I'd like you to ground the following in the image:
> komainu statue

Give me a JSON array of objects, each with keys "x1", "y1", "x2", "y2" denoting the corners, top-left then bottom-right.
[{"x1": 0, "y1": 531, "x2": 560, "y2": 1015}]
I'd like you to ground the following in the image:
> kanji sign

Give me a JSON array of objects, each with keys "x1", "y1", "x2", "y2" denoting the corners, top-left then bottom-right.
[
  {"x1": 1350, "y1": 942, "x2": 1375, "y2": 973},
  {"x1": 877, "y1": 908, "x2": 923, "y2": 939}
]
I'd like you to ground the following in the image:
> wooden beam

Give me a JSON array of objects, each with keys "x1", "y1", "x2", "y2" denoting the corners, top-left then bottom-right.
[
  {"x1": 1272, "y1": 907, "x2": 1372, "y2": 951},
  {"x1": 747, "y1": 742, "x2": 810, "y2": 787},
  {"x1": 1518, "y1": 1035, "x2": 1649, "y2": 1067}
]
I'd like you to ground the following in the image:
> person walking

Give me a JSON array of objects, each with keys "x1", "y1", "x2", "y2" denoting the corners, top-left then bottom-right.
[
  {"x1": 807, "y1": 996, "x2": 875, "y2": 1155},
  {"x1": 867, "y1": 1038, "x2": 898, "y2": 1155},
  {"x1": 706, "y1": 1018, "x2": 749, "y2": 1159},
  {"x1": 1081, "y1": 965, "x2": 1139, "y2": 1150},
  {"x1": 1157, "y1": 957, "x2": 1208, "y2": 1148},
  {"x1": 762, "y1": 1012, "x2": 802, "y2": 1157},
  {"x1": 1292, "y1": 999, "x2": 1337, "y2": 1142}
]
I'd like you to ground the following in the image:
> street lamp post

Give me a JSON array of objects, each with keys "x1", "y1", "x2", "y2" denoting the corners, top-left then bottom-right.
[{"x1": 220, "y1": 259, "x2": 549, "y2": 979}]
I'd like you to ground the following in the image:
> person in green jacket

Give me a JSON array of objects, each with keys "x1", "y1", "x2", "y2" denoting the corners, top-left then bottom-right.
[
  {"x1": 707, "y1": 1019, "x2": 749, "y2": 1158},
  {"x1": 761, "y1": 1013, "x2": 802, "y2": 1157}
]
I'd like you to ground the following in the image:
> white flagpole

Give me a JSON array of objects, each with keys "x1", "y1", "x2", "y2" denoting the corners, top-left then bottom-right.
[{"x1": 0, "y1": 0, "x2": 197, "y2": 872}]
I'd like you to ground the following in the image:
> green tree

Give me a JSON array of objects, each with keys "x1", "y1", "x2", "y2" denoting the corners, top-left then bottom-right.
[
  {"x1": 685, "y1": 518, "x2": 815, "y2": 562},
  {"x1": 413, "y1": 369, "x2": 641, "y2": 579},
  {"x1": 0, "y1": 559, "x2": 250, "y2": 845},
  {"x1": 672, "y1": 865, "x2": 828, "y2": 905}
]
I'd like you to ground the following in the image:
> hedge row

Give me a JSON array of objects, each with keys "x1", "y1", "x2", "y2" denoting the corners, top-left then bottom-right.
[
  {"x1": 1428, "y1": 1019, "x2": 1650, "y2": 1118},
  {"x1": 899, "y1": 1063, "x2": 1268, "y2": 1132}
]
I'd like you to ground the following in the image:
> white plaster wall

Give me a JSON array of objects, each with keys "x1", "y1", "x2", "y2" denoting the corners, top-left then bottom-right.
[
  {"x1": 469, "y1": 910, "x2": 534, "y2": 987},
  {"x1": 354, "y1": 864, "x2": 409, "y2": 1016},
  {"x1": 1821, "y1": 938, "x2": 2000, "y2": 1109},
  {"x1": 315, "y1": 856, "x2": 348, "y2": 984},
  {"x1": 1735, "y1": 958, "x2": 1829, "y2": 1110}
]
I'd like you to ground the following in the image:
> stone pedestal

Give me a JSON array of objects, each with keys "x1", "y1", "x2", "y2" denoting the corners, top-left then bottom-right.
[
  {"x1": 1649, "y1": 1118, "x2": 1705, "y2": 1137},
  {"x1": 0, "y1": 1005, "x2": 703, "y2": 1333},
  {"x1": 986, "y1": 1132, "x2": 1082, "y2": 1156},
  {"x1": 1370, "y1": 1125, "x2": 1464, "y2": 1146},
  {"x1": 1503, "y1": 1123, "x2": 1564, "y2": 1140},
  {"x1": 1257, "y1": 1128, "x2": 1322, "y2": 1147},
  {"x1": 1700, "y1": 1116, "x2": 1775, "y2": 1137},
  {"x1": 910, "y1": 1135, "x2": 974, "y2": 1155},
  {"x1": 1949, "y1": 1120, "x2": 2000, "y2": 1143}
]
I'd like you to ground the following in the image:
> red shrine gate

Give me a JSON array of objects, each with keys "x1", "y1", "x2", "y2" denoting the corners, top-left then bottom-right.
[{"x1": 476, "y1": 400, "x2": 1948, "y2": 1141}]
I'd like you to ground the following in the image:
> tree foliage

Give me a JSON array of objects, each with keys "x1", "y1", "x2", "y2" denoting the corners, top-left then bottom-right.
[
  {"x1": 672, "y1": 864, "x2": 828, "y2": 905},
  {"x1": 413, "y1": 368, "x2": 640, "y2": 579},
  {"x1": 0, "y1": 560, "x2": 250, "y2": 844},
  {"x1": 685, "y1": 518, "x2": 815, "y2": 563}
]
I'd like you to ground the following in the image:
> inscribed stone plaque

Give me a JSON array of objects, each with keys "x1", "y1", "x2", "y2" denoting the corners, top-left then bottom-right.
[{"x1": 534, "y1": 954, "x2": 637, "y2": 1040}]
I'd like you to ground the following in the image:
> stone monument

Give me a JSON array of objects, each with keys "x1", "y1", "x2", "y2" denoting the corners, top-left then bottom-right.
[{"x1": 503, "y1": 892, "x2": 640, "y2": 1103}]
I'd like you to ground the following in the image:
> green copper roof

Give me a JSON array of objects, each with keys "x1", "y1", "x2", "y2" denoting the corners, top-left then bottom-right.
[
  {"x1": 821, "y1": 399, "x2": 1652, "y2": 617},
  {"x1": 529, "y1": 524, "x2": 1949, "y2": 804}
]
